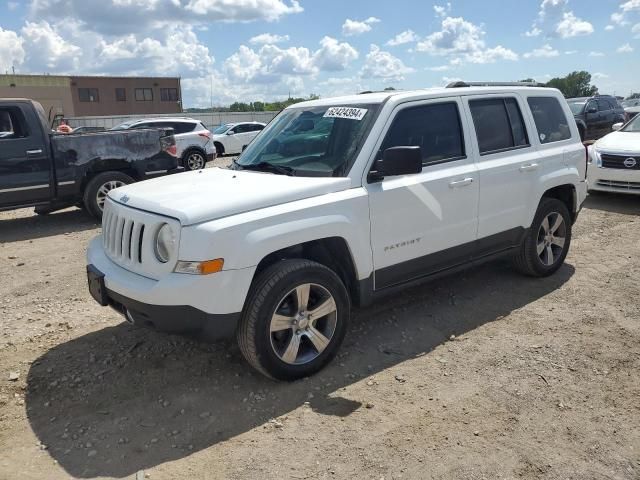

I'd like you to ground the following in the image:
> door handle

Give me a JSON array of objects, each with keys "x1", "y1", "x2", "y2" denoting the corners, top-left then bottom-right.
[
  {"x1": 449, "y1": 177, "x2": 474, "y2": 188},
  {"x1": 519, "y1": 163, "x2": 539, "y2": 172},
  {"x1": 26, "y1": 149, "x2": 43, "y2": 155}
]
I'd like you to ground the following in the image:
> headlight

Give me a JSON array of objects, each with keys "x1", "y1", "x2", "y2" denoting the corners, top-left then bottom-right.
[
  {"x1": 154, "y1": 223, "x2": 176, "y2": 263},
  {"x1": 175, "y1": 259, "x2": 224, "y2": 275},
  {"x1": 592, "y1": 148, "x2": 602, "y2": 167}
]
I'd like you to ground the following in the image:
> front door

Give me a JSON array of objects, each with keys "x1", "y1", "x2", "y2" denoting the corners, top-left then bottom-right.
[
  {"x1": 367, "y1": 98, "x2": 479, "y2": 290},
  {"x1": 0, "y1": 105, "x2": 51, "y2": 208}
]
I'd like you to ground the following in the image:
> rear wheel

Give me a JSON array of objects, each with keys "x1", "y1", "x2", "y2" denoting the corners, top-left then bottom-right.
[
  {"x1": 513, "y1": 197, "x2": 572, "y2": 277},
  {"x1": 183, "y1": 150, "x2": 206, "y2": 171},
  {"x1": 83, "y1": 171, "x2": 134, "y2": 220},
  {"x1": 214, "y1": 142, "x2": 225, "y2": 157},
  {"x1": 237, "y1": 259, "x2": 350, "y2": 381}
]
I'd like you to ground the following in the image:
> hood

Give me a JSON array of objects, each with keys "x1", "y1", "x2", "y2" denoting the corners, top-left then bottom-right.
[
  {"x1": 595, "y1": 131, "x2": 640, "y2": 153},
  {"x1": 108, "y1": 167, "x2": 351, "y2": 225}
]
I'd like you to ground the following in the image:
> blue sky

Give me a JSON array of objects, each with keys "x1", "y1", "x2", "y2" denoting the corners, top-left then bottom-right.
[{"x1": 0, "y1": 0, "x2": 639, "y2": 107}]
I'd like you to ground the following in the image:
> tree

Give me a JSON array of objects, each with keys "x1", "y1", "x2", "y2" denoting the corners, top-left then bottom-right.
[
  {"x1": 384, "y1": 86, "x2": 396, "y2": 91},
  {"x1": 627, "y1": 93, "x2": 640, "y2": 99},
  {"x1": 545, "y1": 71, "x2": 598, "y2": 98}
]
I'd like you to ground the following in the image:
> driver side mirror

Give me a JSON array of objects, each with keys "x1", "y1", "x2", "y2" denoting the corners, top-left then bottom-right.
[
  {"x1": 226, "y1": 130, "x2": 235, "y2": 135},
  {"x1": 612, "y1": 122, "x2": 623, "y2": 131},
  {"x1": 368, "y1": 146, "x2": 423, "y2": 182}
]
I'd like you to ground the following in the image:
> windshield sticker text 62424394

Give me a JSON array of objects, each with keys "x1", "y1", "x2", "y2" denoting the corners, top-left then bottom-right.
[{"x1": 323, "y1": 107, "x2": 368, "y2": 121}]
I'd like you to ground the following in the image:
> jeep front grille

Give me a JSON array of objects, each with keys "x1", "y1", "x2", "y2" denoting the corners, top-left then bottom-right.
[{"x1": 102, "y1": 209, "x2": 145, "y2": 264}]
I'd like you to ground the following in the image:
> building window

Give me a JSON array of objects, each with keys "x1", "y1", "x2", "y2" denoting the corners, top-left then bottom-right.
[
  {"x1": 78, "y1": 88, "x2": 99, "y2": 102},
  {"x1": 135, "y1": 88, "x2": 154, "y2": 101},
  {"x1": 115, "y1": 88, "x2": 126, "y2": 102},
  {"x1": 160, "y1": 88, "x2": 179, "y2": 102}
]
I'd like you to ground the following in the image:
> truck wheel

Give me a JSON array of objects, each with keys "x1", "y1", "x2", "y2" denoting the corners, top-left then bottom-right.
[
  {"x1": 237, "y1": 259, "x2": 350, "y2": 381},
  {"x1": 513, "y1": 197, "x2": 572, "y2": 277},
  {"x1": 183, "y1": 150, "x2": 206, "y2": 171},
  {"x1": 83, "y1": 171, "x2": 134, "y2": 220}
]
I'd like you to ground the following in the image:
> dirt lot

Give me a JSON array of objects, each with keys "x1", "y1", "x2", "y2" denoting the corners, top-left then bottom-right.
[{"x1": 0, "y1": 185, "x2": 639, "y2": 480}]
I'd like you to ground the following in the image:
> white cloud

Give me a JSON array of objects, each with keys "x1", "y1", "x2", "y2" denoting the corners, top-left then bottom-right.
[
  {"x1": 386, "y1": 29, "x2": 418, "y2": 46},
  {"x1": 632, "y1": 23, "x2": 640, "y2": 37},
  {"x1": 556, "y1": 11, "x2": 594, "y2": 38},
  {"x1": 592, "y1": 72, "x2": 609, "y2": 79},
  {"x1": 617, "y1": 43, "x2": 634, "y2": 53},
  {"x1": 249, "y1": 33, "x2": 290, "y2": 45},
  {"x1": 564, "y1": 50, "x2": 577, "y2": 54},
  {"x1": 341, "y1": 17, "x2": 380, "y2": 36},
  {"x1": 604, "y1": 25, "x2": 615, "y2": 31},
  {"x1": 21, "y1": 21, "x2": 83, "y2": 71},
  {"x1": 428, "y1": 65, "x2": 450, "y2": 71},
  {"x1": 361, "y1": 44, "x2": 414, "y2": 82},
  {"x1": 312, "y1": 36, "x2": 358, "y2": 71},
  {"x1": 416, "y1": 16, "x2": 517, "y2": 64},
  {"x1": 0, "y1": 27, "x2": 24, "y2": 72},
  {"x1": 184, "y1": 0, "x2": 303, "y2": 20},
  {"x1": 433, "y1": 3, "x2": 451, "y2": 18},
  {"x1": 589, "y1": 51, "x2": 604, "y2": 57},
  {"x1": 526, "y1": 0, "x2": 593, "y2": 38},
  {"x1": 523, "y1": 44, "x2": 560, "y2": 58}
]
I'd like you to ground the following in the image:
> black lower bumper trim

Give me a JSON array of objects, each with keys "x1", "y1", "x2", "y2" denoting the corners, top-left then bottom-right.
[{"x1": 106, "y1": 289, "x2": 240, "y2": 340}]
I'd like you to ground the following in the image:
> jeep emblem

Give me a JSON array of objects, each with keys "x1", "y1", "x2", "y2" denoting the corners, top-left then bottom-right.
[
  {"x1": 120, "y1": 194, "x2": 130, "y2": 203},
  {"x1": 623, "y1": 157, "x2": 637, "y2": 168}
]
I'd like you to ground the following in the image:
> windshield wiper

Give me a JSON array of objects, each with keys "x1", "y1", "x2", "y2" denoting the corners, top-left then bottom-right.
[{"x1": 236, "y1": 161, "x2": 296, "y2": 176}]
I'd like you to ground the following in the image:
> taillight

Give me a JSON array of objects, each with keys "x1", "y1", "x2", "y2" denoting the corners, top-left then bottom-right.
[
  {"x1": 160, "y1": 136, "x2": 178, "y2": 157},
  {"x1": 198, "y1": 131, "x2": 212, "y2": 140}
]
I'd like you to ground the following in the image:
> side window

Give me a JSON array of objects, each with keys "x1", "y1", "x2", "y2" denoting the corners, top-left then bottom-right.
[
  {"x1": 597, "y1": 100, "x2": 610, "y2": 112},
  {"x1": 0, "y1": 107, "x2": 29, "y2": 140},
  {"x1": 172, "y1": 123, "x2": 195, "y2": 134},
  {"x1": 235, "y1": 124, "x2": 250, "y2": 133},
  {"x1": 469, "y1": 98, "x2": 529, "y2": 154},
  {"x1": 381, "y1": 102, "x2": 465, "y2": 165},
  {"x1": 586, "y1": 101, "x2": 597, "y2": 113},
  {"x1": 250, "y1": 124, "x2": 264, "y2": 132},
  {"x1": 527, "y1": 97, "x2": 572, "y2": 144}
]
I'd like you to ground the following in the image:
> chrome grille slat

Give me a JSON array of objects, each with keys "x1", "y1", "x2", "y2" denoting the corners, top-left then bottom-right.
[
  {"x1": 115, "y1": 217, "x2": 125, "y2": 257},
  {"x1": 596, "y1": 180, "x2": 640, "y2": 190},
  {"x1": 122, "y1": 219, "x2": 134, "y2": 260}
]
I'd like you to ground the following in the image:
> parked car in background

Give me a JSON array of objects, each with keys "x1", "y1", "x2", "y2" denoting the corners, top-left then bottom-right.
[
  {"x1": 567, "y1": 95, "x2": 626, "y2": 141},
  {"x1": 72, "y1": 126, "x2": 106, "y2": 134},
  {"x1": 111, "y1": 118, "x2": 215, "y2": 171},
  {"x1": 624, "y1": 106, "x2": 640, "y2": 122},
  {"x1": 588, "y1": 114, "x2": 640, "y2": 195},
  {"x1": 210, "y1": 122, "x2": 266, "y2": 156},
  {"x1": 87, "y1": 85, "x2": 587, "y2": 380},
  {"x1": 621, "y1": 99, "x2": 640, "y2": 109},
  {"x1": 0, "y1": 99, "x2": 182, "y2": 220}
]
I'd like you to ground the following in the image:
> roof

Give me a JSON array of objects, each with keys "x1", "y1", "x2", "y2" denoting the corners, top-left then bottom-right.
[
  {"x1": 291, "y1": 86, "x2": 563, "y2": 109},
  {"x1": 124, "y1": 117, "x2": 197, "y2": 124}
]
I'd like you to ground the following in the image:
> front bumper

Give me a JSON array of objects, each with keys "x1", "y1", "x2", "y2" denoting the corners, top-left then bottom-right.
[
  {"x1": 86, "y1": 237, "x2": 254, "y2": 338},
  {"x1": 588, "y1": 165, "x2": 640, "y2": 195}
]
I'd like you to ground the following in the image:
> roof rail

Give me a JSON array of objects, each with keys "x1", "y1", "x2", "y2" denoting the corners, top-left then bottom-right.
[{"x1": 446, "y1": 81, "x2": 542, "y2": 88}]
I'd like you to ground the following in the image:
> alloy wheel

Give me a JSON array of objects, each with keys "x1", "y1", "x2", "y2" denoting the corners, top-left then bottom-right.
[
  {"x1": 536, "y1": 211, "x2": 566, "y2": 266},
  {"x1": 96, "y1": 180, "x2": 126, "y2": 211},
  {"x1": 269, "y1": 283, "x2": 338, "y2": 365},
  {"x1": 187, "y1": 152, "x2": 205, "y2": 170}
]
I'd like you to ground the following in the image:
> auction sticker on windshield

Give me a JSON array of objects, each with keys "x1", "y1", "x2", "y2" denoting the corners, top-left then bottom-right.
[{"x1": 324, "y1": 107, "x2": 368, "y2": 121}]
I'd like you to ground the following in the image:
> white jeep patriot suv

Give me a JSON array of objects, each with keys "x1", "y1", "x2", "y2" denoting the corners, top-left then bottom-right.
[{"x1": 87, "y1": 84, "x2": 587, "y2": 380}]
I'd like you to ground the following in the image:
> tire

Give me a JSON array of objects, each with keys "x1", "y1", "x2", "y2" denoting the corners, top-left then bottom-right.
[
  {"x1": 183, "y1": 149, "x2": 206, "y2": 171},
  {"x1": 513, "y1": 197, "x2": 572, "y2": 277},
  {"x1": 214, "y1": 142, "x2": 225, "y2": 157},
  {"x1": 237, "y1": 259, "x2": 350, "y2": 381},
  {"x1": 83, "y1": 171, "x2": 134, "y2": 220}
]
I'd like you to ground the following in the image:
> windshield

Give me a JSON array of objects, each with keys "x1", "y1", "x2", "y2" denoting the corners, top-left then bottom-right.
[
  {"x1": 212, "y1": 124, "x2": 231, "y2": 134},
  {"x1": 621, "y1": 115, "x2": 640, "y2": 132},
  {"x1": 567, "y1": 102, "x2": 585, "y2": 115},
  {"x1": 235, "y1": 104, "x2": 381, "y2": 177}
]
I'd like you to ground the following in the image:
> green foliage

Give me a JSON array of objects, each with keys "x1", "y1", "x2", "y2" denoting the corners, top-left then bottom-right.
[
  {"x1": 627, "y1": 93, "x2": 640, "y2": 100},
  {"x1": 544, "y1": 71, "x2": 598, "y2": 98},
  {"x1": 186, "y1": 94, "x2": 321, "y2": 113}
]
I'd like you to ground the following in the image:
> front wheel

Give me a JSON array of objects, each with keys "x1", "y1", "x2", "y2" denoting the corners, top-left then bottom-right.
[
  {"x1": 513, "y1": 197, "x2": 572, "y2": 277},
  {"x1": 237, "y1": 259, "x2": 350, "y2": 381},
  {"x1": 83, "y1": 171, "x2": 134, "y2": 220}
]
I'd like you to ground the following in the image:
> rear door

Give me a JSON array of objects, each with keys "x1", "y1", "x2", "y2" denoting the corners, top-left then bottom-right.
[
  {"x1": 0, "y1": 104, "x2": 51, "y2": 207},
  {"x1": 463, "y1": 94, "x2": 539, "y2": 254},
  {"x1": 597, "y1": 100, "x2": 613, "y2": 137}
]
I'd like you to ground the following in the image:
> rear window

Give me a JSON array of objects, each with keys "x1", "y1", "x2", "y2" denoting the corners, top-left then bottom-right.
[
  {"x1": 527, "y1": 97, "x2": 572, "y2": 144},
  {"x1": 469, "y1": 98, "x2": 529, "y2": 154},
  {"x1": 171, "y1": 122, "x2": 196, "y2": 134}
]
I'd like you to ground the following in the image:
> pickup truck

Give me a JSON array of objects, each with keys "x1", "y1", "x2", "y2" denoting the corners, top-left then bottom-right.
[
  {"x1": 0, "y1": 98, "x2": 181, "y2": 219},
  {"x1": 87, "y1": 85, "x2": 588, "y2": 380}
]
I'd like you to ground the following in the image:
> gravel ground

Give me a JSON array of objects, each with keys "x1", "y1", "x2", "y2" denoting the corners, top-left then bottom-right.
[{"x1": 0, "y1": 174, "x2": 639, "y2": 479}]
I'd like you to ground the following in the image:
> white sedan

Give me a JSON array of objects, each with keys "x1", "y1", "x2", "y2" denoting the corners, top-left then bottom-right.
[
  {"x1": 210, "y1": 122, "x2": 266, "y2": 156},
  {"x1": 588, "y1": 115, "x2": 640, "y2": 194}
]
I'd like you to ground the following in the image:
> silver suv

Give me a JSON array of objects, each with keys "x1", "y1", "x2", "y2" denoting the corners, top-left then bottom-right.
[{"x1": 111, "y1": 118, "x2": 215, "y2": 170}]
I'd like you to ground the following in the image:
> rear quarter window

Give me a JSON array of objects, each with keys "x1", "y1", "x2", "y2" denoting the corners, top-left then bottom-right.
[{"x1": 527, "y1": 97, "x2": 572, "y2": 144}]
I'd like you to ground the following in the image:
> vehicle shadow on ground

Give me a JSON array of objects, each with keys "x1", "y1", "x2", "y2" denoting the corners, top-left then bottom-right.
[
  {"x1": 26, "y1": 261, "x2": 574, "y2": 478},
  {"x1": 0, "y1": 208, "x2": 97, "y2": 243},
  {"x1": 584, "y1": 192, "x2": 640, "y2": 215}
]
